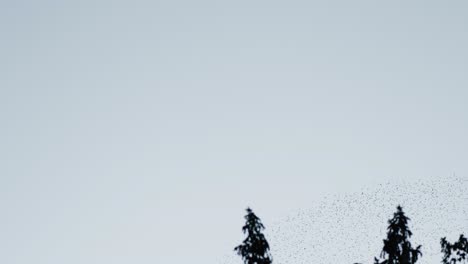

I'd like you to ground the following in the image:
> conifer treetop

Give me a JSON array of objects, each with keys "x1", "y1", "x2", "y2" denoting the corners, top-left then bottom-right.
[
  {"x1": 441, "y1": 234, "x2": 468, "y2": 264},
  {"x1": 375, "y1": 205, "x2": 422, "y2": 264},
  {"x1": 235, "y1": 208, "x2": 273, "y2": 264}
]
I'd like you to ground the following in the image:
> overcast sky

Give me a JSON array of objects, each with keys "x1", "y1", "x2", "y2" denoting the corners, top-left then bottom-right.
[{"x1": 1, "y1": 1, "x2": 468, "y2": 264}]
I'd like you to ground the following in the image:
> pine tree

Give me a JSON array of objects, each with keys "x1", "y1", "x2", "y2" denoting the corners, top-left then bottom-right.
[
  {"x1": 234, "y1": 208, "x2": 273, "y2": 264},
  {"x1": 441, "y1": 234, "x2": 468, "y2": 264},
  {"x1": 374, "y1": 205, "x2": 422, "y2": 264}
]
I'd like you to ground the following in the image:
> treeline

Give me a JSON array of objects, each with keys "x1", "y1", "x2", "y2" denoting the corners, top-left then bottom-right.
[{"x1": 234, "y1": 206, "x2": 467, "y2": 264}]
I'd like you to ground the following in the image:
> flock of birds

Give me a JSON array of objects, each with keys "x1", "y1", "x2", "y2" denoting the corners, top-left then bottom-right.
[{"x1": 222, "y1": 175, "x2": 467, "y2": 264}]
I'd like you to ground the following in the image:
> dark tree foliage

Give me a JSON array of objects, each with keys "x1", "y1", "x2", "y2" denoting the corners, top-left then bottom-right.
[
  {"x1": 374, "y1": 205, "x2": 422, "y2": 264},
  {"x1": 234, "y1": 208, "x2": 273, "y2": 264},
  {"x1": 441, "y1": 234, "x2": 468, "y2": 264}
]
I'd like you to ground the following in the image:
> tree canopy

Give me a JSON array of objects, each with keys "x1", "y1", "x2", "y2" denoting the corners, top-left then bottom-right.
[
  {"x1": 441, "y1": 234, "x2": 468, "y2": 264},
  {"x1": 234, "y1": 208, "x2": 273, "y2": 264},
  {"x1": 374, "y1": 205, "x2": 422, "y2": 264}
]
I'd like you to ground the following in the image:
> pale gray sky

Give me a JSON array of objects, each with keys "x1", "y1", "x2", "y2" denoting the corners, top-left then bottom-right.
[{"x1": 1, "y1": 1, "x2": 467, "y2": 264}]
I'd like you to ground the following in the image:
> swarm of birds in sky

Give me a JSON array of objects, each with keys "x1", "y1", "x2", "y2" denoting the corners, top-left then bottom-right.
[{"x1": 222, "y1": 175, "x2": 467, "y2": 264}]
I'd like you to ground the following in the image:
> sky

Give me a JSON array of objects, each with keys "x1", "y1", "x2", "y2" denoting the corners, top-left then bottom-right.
[{"x1": 1, "y1": 1, "x2": 468, "y2": 264}]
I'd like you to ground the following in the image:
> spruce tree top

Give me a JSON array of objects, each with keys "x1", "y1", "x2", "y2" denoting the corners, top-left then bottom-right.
[
  {"x1": 375, "y1": 205, "x2": 422, "y2": 264},
  {"x1": 441, "y1": 234, "x2": 468, "y2": 264},
  {"x1": 235, "y1": 208, "x2": 273, "y2": 264}
]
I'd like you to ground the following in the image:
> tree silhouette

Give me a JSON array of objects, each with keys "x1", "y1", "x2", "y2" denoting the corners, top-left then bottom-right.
[
  {"x1": 234, "y1": 208, "x2": 273, "y2": 264},
  {"x1": 441, "y1": 234, "x2": 468, "y2": 264},
  {"x1": 374, "y1": 205, "x2": 422, "y2": 264}
]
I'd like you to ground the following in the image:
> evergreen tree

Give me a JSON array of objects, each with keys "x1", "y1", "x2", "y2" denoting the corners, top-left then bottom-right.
[
  {"x1": 234, "y1": 208, "x2": 273, "y2": 264},
  {"x1": 441, "y1": 234, "x2": 468, "y2": 264},
  {"x1": 374, "y1": 205, "x2": 422, "y2": 264}
]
